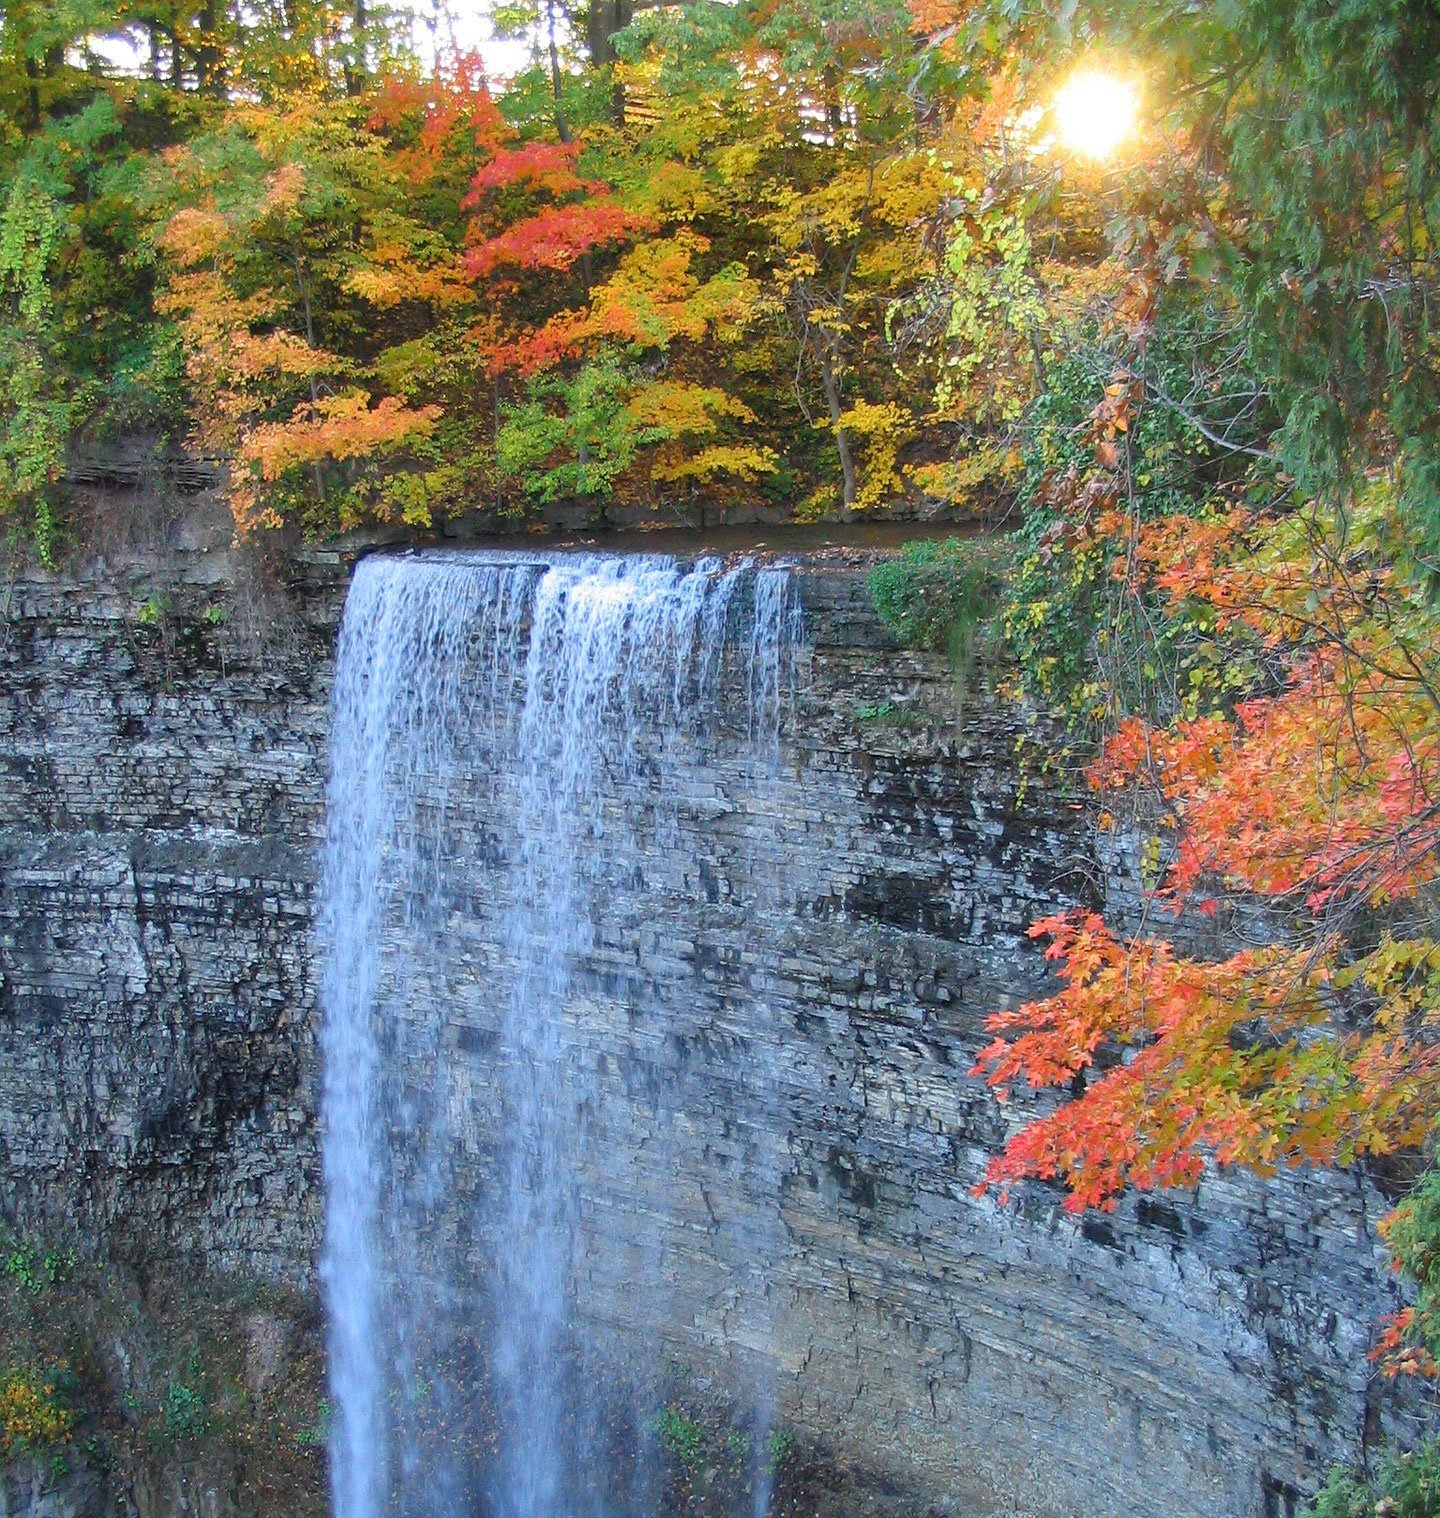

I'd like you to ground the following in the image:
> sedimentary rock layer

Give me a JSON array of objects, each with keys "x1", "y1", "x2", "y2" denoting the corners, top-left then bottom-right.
[{"x1": 0, "y1": 541, "x2": 1416, "y2": 1517}]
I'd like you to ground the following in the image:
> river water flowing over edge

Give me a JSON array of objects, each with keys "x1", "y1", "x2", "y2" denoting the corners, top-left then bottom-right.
[{"x1": 318, "y1": 550, "x2": 807, "y2": 1518}]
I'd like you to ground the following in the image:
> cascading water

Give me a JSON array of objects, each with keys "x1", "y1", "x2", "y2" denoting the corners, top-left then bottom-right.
[{"x1": 319, "y1": 550, "x2": 804, "y2": 1518}]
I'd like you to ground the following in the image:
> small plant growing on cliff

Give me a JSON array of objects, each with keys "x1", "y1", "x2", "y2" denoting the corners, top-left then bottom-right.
[
  {"x1": 1310, "y1": 1439, "x2": 1440, "y2": 1518},
  {"x1": 136, "y1": 591, "x2": 171, "y2": 629},
  {"x1": 162, "y1": 1378, "x2": 208, "y2": 1441},
  {"x1": 868, "y1": 539, "x2": 1004, "y2": 655},
  {"x1": 868, "y1": 539, "x2": 1006, "y2": 705},
  {"x1": 293, "y1": 1396, "x2": 332, "y2": 1450},
  {"x1": 0, "y1": 1365, "x2": 75, "y2": 1464},
  {"x1": 0, "y1": 1231, "x2": 74, "y2": 1295},
  {"x1": 765, "y1": 1426, "x2": 794, "y2": 1473},
  {"x1": 653, "y1": 1405, "x2": 707, "y2": 1469},
  {"x1": 1372, "y1": 1166, "x2": 1440, "y2": 1378},
  {"x1": 853, "y1": 699, "x2": 924, "y2": 730}
]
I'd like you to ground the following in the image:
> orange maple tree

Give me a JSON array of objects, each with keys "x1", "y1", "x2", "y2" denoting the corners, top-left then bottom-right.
[{"x1": 973, "y1": 493, "x2": 1440, "y2": 1216}]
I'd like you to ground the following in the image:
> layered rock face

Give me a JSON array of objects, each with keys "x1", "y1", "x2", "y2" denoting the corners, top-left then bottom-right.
[
  {"x1": 0, "y1": 540, "x2": 1416, "y2": 1518},
  {"x1": 0, "y1": 548, "x2": 341, "y2": 1277}
]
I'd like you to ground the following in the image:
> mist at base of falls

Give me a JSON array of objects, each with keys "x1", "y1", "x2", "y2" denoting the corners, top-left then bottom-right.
[{"x1": 318, "y1": 551, "x2": 806, "y2": 1518}]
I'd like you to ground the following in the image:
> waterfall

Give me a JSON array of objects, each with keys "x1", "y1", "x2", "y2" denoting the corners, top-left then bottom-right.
[{"x1": 319, "y1": 550, "x2": 804, "y2": 1518}]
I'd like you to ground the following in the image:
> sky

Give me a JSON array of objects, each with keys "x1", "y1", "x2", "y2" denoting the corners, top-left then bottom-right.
[
  {"x1": 396, "y1": 2, "x2": 535, "y2": 80},
  {"x1": 86, "y1": 1, "x2": 536, "y2": 86}
]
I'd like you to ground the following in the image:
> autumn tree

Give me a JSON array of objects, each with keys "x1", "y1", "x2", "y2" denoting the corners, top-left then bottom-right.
[
  {"x1": 0, "y1": 3, "x2": 199, "y2": 554},
  {"x1": 451, "y1": 32, "x2": 783, "y2": 519},
  {"x1": 615, "y1": 0, "x2": 963, "y2": 517},
  {"x1": 942, "y1": 5, "x2": 1440, "y2": 1413},
  {"x1": 153, "y1": 67, "x2": 503, "y2": 533}
]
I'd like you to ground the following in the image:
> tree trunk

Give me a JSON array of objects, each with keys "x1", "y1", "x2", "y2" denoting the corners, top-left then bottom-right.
[
  {"x1": 815, "y1": 160, "x2": 874, "y2": 519},
  {"x1": 345, "y1": 0, "x2": 368, "y2": 96},
  {"x1": 823, "y1": 65, "x2": 843, "y2": 140},
  {"x1": 290, "y1": 249, "x2": 328, "y2": 506},
  {"x1": 24, "y1": 56, "x2": 41, "y2": 132},
  {"x1": 818, "y1": 347, "x2": 857, "y2": 518},
  {"x1": 25, "y1": 44, "x2": 64, "y2": 131},
  {"x1": 585, "y1": 0, "x2": 632, "y2": 121},
  {"x1": 196, "y1": 1, "x2": 225, "y2": 94},
  {"x1": 546, "y1": 0, "x2": 571, "y2": 143},
  {"x1": 493, "y1": 376, "x2": 504, "y2": 516}
]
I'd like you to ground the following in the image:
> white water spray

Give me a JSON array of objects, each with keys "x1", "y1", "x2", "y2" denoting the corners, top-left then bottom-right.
[{"x1": 319, "y1": 551, "x2": 803, "y2": 1518}]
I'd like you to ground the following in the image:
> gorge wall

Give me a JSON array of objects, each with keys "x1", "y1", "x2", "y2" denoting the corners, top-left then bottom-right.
[{"x1": 0, "y1": 527, "x2": 1418, "y2": 1518}]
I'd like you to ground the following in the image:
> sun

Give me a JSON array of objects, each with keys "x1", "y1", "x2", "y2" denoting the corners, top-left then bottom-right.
[{"x1": 1051, "y1": 68, "x2": 1141, "y2": 162}]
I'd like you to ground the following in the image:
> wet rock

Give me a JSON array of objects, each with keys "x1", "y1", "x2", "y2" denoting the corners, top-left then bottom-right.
[{"x1": 0, "y1": 1459, "x2": 103, "y2": 1518}]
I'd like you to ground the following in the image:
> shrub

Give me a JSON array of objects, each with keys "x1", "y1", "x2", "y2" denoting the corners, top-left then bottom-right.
[
  {"x1": 162, "y1": 1379, "x2": 208, "y2": 1441},
  {"x1": 0, "y1": 1231, "x2": 74, "y2": 1295},
  {"x1": 652, "y1": 1405, "x2": 706, "y2": 1469},
  {"x1": 868, "y1": 537, "x2": 1005, "y2": 658},
  {"x1": 1311, "y1": 1440, "x2": 1440, "y2": 1518},
  {"x1": 0, "y1": 1366, "x2": 75, "y2": 1463},
  {"x1": 765, "y1": 1426, "x2": 794, "y2": 1473},
  {"x1": 293, "y1": 1396, "x2": 332, "y2": 1450}
]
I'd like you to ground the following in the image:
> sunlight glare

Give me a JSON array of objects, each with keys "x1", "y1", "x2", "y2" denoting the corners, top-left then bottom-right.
[{"x1": 1051, "y1": 68, "x2": 1140, "y2": 162}]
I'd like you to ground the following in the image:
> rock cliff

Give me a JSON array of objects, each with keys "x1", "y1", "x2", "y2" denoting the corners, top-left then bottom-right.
[{"x1": 0, "y1": 534, "x2": 1418, "y2": 1517}]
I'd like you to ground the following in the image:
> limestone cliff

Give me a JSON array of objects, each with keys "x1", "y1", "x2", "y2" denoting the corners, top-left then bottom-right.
[{"x1": 0, "y1": 535, "x2": 1419, "y2": 1518}]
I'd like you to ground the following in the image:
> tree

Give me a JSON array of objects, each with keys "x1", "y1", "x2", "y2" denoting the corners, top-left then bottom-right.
[
  {"x1": 619, "y1": 0, "x2": 960, "y2": 516},
  {"x1": 0, "y1": 166, "x2": 68, "y2": 557},
  {"x1": 153, "y1": 78, "x2": 491, "y2": 533},
  {"x1": 919, "y1": 24, "x2": 1440, "y2": 1435}
]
